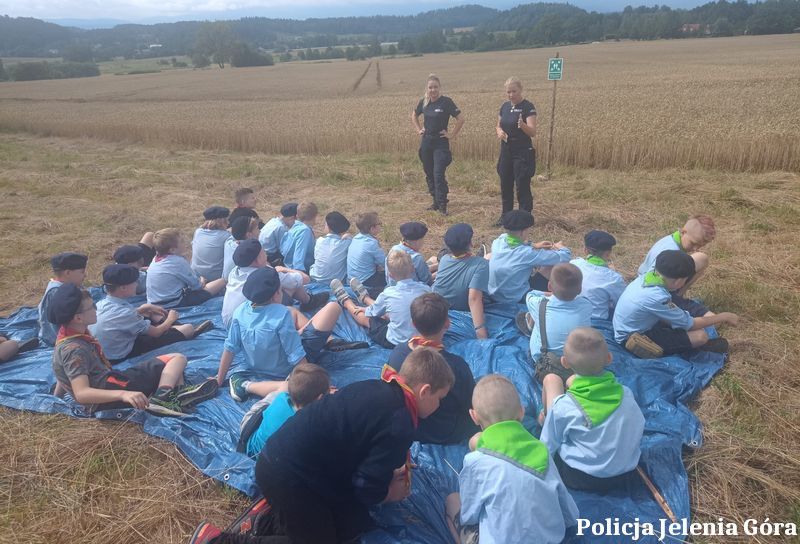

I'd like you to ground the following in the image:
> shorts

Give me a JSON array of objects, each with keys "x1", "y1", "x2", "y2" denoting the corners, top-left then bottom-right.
[
  {"x1": 98, "y1": 355, "x2": 171, "y2": 409},
  {"x1": 641, "y1": 322, "x2": 693, "y2": 355},
  {"x1": 534, "y1": 352, "x2": 573, "y2": 385},
  {"x1": 267, "y1": 251, "x2": 284, "y2": 267},
  {"x1": 300, "y1": 323, "x2": 330, "y2": 363},
  {"x1": 368, "y1": 316, "x2": 395, "y2": 349},
  {"x1": 671, "y1": 292, "x2": 708, "y2": 317},
  {"x1": 451, "y1": 509, "x2": 479, "y2": 544},
  {"x1": 362, "y1": 272, "x2": 387, "y2": 299},
  {"x1": 279, "y1": 271, "x2": 303, "y2": 292},
  {"x1": 126, "y1": 328, "x2": 189, "y2": 360},
  {"x1": 178, "y1": 288, "x2": 213, "y2": 307},
  {"x1": 138, "y1": 242, "x2": 156, "y2": 267},
  {"x1": 554, "y1": 453, "x2": 637, "y2": 493}
]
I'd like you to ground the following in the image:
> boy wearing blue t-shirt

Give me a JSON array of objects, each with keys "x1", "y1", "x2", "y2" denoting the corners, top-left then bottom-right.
[
  {"x1": 259, "y1": 202, "x2": 297, "y2": 267},
  {"x1": 488, "y1": 210, "x2": 571, "y2": 304},
  {"x1": 244, "y1": 362, "x2": 330, "y2": 458},
  {"x1": 386, "y1": 222, "x2": 436, "y2": 287},
  {"x1": 540, "y1": 327, "x2": 645, "y2": 492},
  {"x1": 310, "y1": 211, "x2": 352, "y2": 284},
  {"x1": 347, "y1": 211, "x2": 386, "y2": 298},
  {"x1": 191, "y1": 206, "x2": 233, "y2": 282},
  {"x1": 446, "y1": 374, "x2": 578, "y2": 544},
  {"x1": 38, "y1": 252, "x2": 88, "y2": 346},
  {"x1": 280, "y1": 201, "x2": 317, "y2": 273},
  {"x1": 570, "y1": 230, "x2": 627, "y2": 321}
]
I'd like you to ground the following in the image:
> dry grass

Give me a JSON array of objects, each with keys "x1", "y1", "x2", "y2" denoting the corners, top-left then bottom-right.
[
  {"x1": 0, "y1": 35, "x2": 799, "y2": 172},
  {"x1": 0, "y1": 132, "x2": 799, "y2": 542}
]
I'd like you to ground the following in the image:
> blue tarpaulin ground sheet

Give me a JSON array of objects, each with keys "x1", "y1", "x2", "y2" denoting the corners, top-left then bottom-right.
[{"x1": 0, "y1": 285, "x2": 724, "y2": 543}]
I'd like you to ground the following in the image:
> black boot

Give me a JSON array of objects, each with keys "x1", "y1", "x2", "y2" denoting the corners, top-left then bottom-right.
[
  {"x1": 439, "y1": 202, "x2": 448, "y2": 216},
  {"x1": 426, "y1": 198, "x2": 439, "y2": 211}
]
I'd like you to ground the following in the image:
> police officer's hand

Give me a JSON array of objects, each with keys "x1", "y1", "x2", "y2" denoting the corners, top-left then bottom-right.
[
  {"x1": 418, "y1": 127, "x2": 425, "y2": 135},
  {"x1": 439, "y1": 129, "x2": 450, "y2": 139},
  {"x1": 517, "y1": 114, "x2": 524, "y2": 128},
  {"x1": 121, "y1": 391, "x2": 149, "y2": 410},
  {"x1": 496, "y1": 127, "x2": 508, "y2": 141}
]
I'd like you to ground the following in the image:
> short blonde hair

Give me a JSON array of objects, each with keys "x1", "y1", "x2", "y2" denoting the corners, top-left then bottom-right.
[
  {"x1": 686, "y1": 214, "x2": 716, "y2": 243},
  {"x1": 504, "y1": 76, "x2": 522, "y2": 90},
  {"x1": 399, "y1": 347, "x2": 454, "y2": 393},
  {"x1": 153, "y1": 228, "x2": 181, "y2": 255},
  {"x1": 563, "y1": 327, "x2": 610, "y2": 376},
  {"x1": 356, "y1": 212, "x2": 380, "y2": 234},
  {"x1": 550, "y1": 263, "x2": 583, "y2": 302},
  {"x1": 297, "y1": 202, "x2": 318, "y2": 222},
  {"x1": 472, "y1": 374, "x2": 522, "y2": 426},
  {"x1": 386, "y1": 249, "x2": 414, "y2": 281}
]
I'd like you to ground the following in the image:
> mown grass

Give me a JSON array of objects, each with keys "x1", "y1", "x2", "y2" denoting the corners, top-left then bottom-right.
[{"x1": 0, "y1": 133, "x2": 798, "y2": 542}]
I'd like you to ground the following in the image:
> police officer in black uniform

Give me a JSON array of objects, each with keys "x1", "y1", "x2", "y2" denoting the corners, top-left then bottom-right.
[
  {"x1": 495, "y1": 76, "x2": 537, "y2": 226},
  {"x1": 411, "y1": 74, "x2": 464, "y2": 216}
]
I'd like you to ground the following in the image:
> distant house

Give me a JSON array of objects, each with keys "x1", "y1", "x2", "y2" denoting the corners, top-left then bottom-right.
[
  {"x1": 681, "y1": 23, "x2": 711, "y2": 35},
  {"x1": 149, "y1": 44, "x2": 163, "y2": 49}
]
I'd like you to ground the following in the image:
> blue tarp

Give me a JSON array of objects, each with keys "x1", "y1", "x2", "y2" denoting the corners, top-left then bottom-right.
[{"x1": 0, "y1": 285, "x2": 724, "y2": 543}]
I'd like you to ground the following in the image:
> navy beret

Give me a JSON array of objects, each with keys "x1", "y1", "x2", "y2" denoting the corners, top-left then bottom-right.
[
  {"x1": 444, "y1": 223, "x2": 474, "y2": 253},
  {"x1": 102, "y1": 264, "x2": 140, "y2": 286},
  {"x1": 233, "y1": 239, "x2": 263, "y2": 267},
  {"x1": 655, "y1": 250, "x2": 695, "y2": 279},
  {"x1": 243, "y1": 267, "x2": 281, "y2": 304},
  {"x1": 584, "y1": 230, "x2": 617, "y2": 251},
  {"x1": 501, "y1": 210, "x2": 534, "y2": 231},
  {"x1": 230, "y1": 216, "x2": 253, "y2": 240},
  {"x1": 203, "y1": 206, "x2": 230, "y2": 220},
  {"x1": 47, "y1": 283, "x2": 84, "y2": 325},
  {"x1": 280, "y1": 202, "x2": 298, "y2": 217},
  {"x1": 400, "y1": 221, "x2": 428, "y2": 241},
  {"x1": 112, "y1": 244, "x2": 144, "y2": 264},
  {"x1": 50, "y1": 252, "x2": 88, "y2": 271},
  {"x1": 326, "y1": 212, "x2": 350, "y2": 234}
]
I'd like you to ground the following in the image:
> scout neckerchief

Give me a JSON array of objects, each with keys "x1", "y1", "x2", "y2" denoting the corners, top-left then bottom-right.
[
  {"x1": 643, "y1": 270, "x2": 666, "y2": 288},
  {"x1": 408, "y1": 336, "x2": 444, "y2": 351},
  {"x1": 477, "y1": 420, "x2": 549, "y2": 475},
  {"x1": 381, "y1": 364, "x2": 419, "y2": 428},
  {"x1": 154, "y1": 253, "x2": 169, "y2": 263},
  {"x1": 671, "y1": 230, "x2": 682, "y2": 248},
  {"x1": 586, "y1": 255, "x2": 608, "y2": 267},
  {"x1": 56, "y1": 325, "x2": 112, "y2": 370},
  {"x1": 505, "y1": 234, "x2": 524, "y2": 248},
  {"x1": 451, "y1": 252, "x2": 473, "y2": 260},
  {"x1": 401, "y1": 242, "x2": 418, "y2": 254},
  {"x1": 567, "y1": 371, "x2": 623, "y2": 428}
]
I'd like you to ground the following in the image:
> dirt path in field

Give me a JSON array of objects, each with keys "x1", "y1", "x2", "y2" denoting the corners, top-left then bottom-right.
[
  {"x1": 350, "y1": 60, "x2": 372, "y2": 92},
  {"x1": 376, "y1": 61, "x2": 382, "y2": 89}
]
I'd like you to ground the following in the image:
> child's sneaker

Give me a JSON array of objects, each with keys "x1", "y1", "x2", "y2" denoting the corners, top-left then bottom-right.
[
  {"x1": 299, "y1": 291, "x2": 329, "y2": 313},
  {"x1": 225, "y1": 497, "x2": 272, "y2": 534},
  {"x1": 189, "y1": 521, "x2": 222, "y2": 544},
  {"x1": 700, "y1": 337, "x2": 729, "y2": 353},
  {"x1": 193, "y1": 320, "x2": 214, "y2": 338},
  {"x1": 146, "y1": 393, "x2": 186, "y2": 418},
  {"x1": 229, "y1": 373, "x2": 249, "y2": 402},
  {"x1": 476, "y1": 243, "x2": 488, "y2": 258},
  {"x1": 514, "y1": 311, "x2": 533, "y2": 337},
  {"x1": 330, "y1": 279, "x2": 351, "y2": 306},
  {"x1": 174, "y1": 379, "x2": 218, "y2": 409},
  {"x1": 17, "y1": 337, "x2": 39, "y2": 353},
  {"x1": 349, "y1": 278, "x2": 370, "y2": 305},
  {"x1": 625, "y1": 333, "x2": 664, "y2": 359}
]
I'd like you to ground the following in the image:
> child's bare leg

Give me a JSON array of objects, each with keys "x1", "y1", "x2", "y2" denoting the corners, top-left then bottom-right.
[
  {"x1": 445, "y1": 492, "x2": 461, "y2": 544},
  {"x1": 540, "y1": 373, "x2": 565, "y2": 423},
  {"x1": 0, "y1": 338, "x2": 20, "y2": 363},
  {"x1": 139, "y1": 231, "x2": 155, "y2": 248},
  {"x1": 288, "y1": 306, "x2": 310, "y2": 329},
  {"x1": 308, "y1": 302, "x2": 341, "y2": 332},
  {"x1": 157, "y1": 354, "x2": 187, "y2": 389},
  {"x1": 246, "y1": 380, "x2": 288, "y2": 398},
  {"x1": 679, "y1": 252, "x2": 709, "y2": 294},
  {"x1": 340, "y1": 299, "x2": 371, "y2": 328},
  {"x1": 203, "y1": 278, "x2": 227, "y2": 296},
  {"x1": 688, "y1": 329, "x2": 710, "y2": 348},
  {"x1": 290, "y1": 286, "x2": 311, "y2": 304}
]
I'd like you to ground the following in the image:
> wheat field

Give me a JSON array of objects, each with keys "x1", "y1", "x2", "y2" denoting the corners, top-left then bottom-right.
[{"x1": 1, "y1": 34, "x2": 799, "y2": 172}]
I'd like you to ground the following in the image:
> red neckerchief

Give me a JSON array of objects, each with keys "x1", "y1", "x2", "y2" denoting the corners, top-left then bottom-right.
[
  {"x1": 154, "y1": 253, "x2": 169, "y2": 263},
  {"x1": 56, "y1": 326, "x2": 112, "y2": 370},
  {"x1": 401, "y1": 242, "x2": 417, "y2": 253},
  {"x1": 408, "y1": 336, "x2": 444, "y2": 351},
  {"x1": 381, "y1": 364, "x2": 418, "y2": 428},
  {"x1": 451, "y1": 252, "x2": 473, "y2": 260}
]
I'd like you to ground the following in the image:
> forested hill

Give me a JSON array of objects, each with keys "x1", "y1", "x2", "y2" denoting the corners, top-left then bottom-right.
[{"x1": 1, "y1": 0, "x2": 798, "y2": 59}]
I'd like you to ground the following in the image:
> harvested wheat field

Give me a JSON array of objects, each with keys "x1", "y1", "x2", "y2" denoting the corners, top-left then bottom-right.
[
  {"x1": 0, "y1": 130, "x2": 799, "y2": 542},
  {"x1": 0, "y1": 34, "x2": 799, "y2": 172}
]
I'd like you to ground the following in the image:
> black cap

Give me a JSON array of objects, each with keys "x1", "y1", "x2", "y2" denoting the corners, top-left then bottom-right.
[
  {"x1": 50, "y1": 252, "x2": 88, "y2": 271},
  {"x1": 112, "y1": 244, "x2": 144, "y2": 264},
  {"x1": 230, "y1": 216, "x2": 253, "y2": 240},
  {"x1": 203, "y1": 206, "x2": 230, "y2": 220},
  {"x1": 233, "y1": 239, "x2": 262, "y2": 267},
  {"x1": 102, "y1": 264, "x2": 140, "y2": 287},
  {"x1": 584, "y1": 230, "x2": 617, "y2": 252},
  {"x1": 242, "y1": 267, "x2": 281, "y2": 304},
  {"x1": 280, "y1": 202, "x2": 298, "y2": 217},
  {"x1": 326, "y1": 211, "x2": 350, "y2": 234},
  {"x1": 47, "y1": 283, "x2": 84, "y2": 325},
  {"x1": 501, "y1": 210, "x2": 534, "y2": 231},
  {"x1": 655, "y1": 250, "x2": 695, "y2": 279},
  {"x1": 400, "y1": 221, "x2": 428, "y2": 241},
  {"x1": 444, "y1": 223, "x2": 473, "y2": 253}
]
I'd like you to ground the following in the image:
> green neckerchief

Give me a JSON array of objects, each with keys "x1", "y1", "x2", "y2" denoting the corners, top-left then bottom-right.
[
  {"x1": 671, "y1": 230, "x2": 682, "y2": 247},
  {"x1": 643, "y1": 270, "x2": 666, "y2": 288},
  {"x1": 586, "y1": 254, "x2": 607, "y2": 267},
  {"x1": 505, "y1": 234, "x2": 524, "y2": 248},
  {"x1": 567, "y1": 371, "x2": 623, "y2": 427},
  {"x1": 477, "y1": 420, "x2": 548, "y2": 475}
]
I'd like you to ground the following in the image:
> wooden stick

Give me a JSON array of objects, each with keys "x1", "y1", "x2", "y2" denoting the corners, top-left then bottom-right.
[{"x1": 637, "y1": 466, "x2": 678, "y2": 523}]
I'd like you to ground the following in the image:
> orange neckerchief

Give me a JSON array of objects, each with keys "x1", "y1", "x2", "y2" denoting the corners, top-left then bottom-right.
[
  {"x1": 56, "y1": 326, "x2": 112, "y2": 370},
  {"x1": 381, "y1": 364, "x2": 418, "y2": 428},
  {"x1": 401, "y1": 242, "x2": 418, "y2": 253},
  {"x1": 408, "y1": 336, "x2": 444, "y2": 351}
]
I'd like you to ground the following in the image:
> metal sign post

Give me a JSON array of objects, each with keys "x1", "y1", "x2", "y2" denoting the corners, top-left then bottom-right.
[{"x1": 545, "y1": 53, "x2": 562, "y2": 179}]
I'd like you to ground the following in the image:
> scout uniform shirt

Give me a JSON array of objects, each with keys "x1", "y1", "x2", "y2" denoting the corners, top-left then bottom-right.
[
  {"x1": 612, "y1": 272, "x2": 694, "y2": 343},
  {"x1": 347, "y1": 233, "x2": 386, "y2": 282},
  {"x1": 90, "y1": 295, "x2": 150, "y2": 360},
  {"x1": 146, "y1": 254, "x2": 202, "y2": 307},
  {"x1": 540, "y1": 371, "x2": 645, "y2": 478},
  {"x1": 637, "y1": 231, "x2": 682, "y2": 276},
  {"x1": 191, "y1": 228, "x2": 232, "y2": 282},
  {"x1": 222, "y1": 237, "x2": 240, "y2": 281},
  {"x1": 526, "y1": 290, "x2": 593, "y2": 359},
  {"x1": 221, "y1": 265, "x2": 258, "y2": 329},
  {"x1": 488, "y1": 234, "x2": 572, "y2": 304},
  {"x1": 570, "y1": 256, "x2": 627, "y2": 320},
  {"x1": 385, "y1": 243, "x2": 432, "y2": 287},
  {"x1": 38, "y1": 279, "x2": 63, "y2": 346},
  {"x1": 364, "y1": 279, "x2": 431, "y2": 346},
  {"x1": 433, "y1": 254, "x2": 489, "y2": 312},
  {"x1": 310, "y1": 233, "x2": 352, "y2": 284},
  {"x1": 259, "y1": 216, "x2": 289, "y2": 257},
  {"x1": 280, "y1": 220, "x2": 315, "y2": 272}
]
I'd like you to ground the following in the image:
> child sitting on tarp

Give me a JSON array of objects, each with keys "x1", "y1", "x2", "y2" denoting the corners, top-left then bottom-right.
[
  {"x1": 191, "y1": 206, "x2": 233, "y2": 282},
  {"x1": 259, "y1": 202, "x2": 297, "y2": 267},
  {"x1": 570, "y1": 230, "x2": 627, "y2": 320},
  {"x1": 615, "y1": 250, "x2": 739, "y2": 359},
  {"x1": 228, "y1": 187, "x2": 264, "y2": 229},
  {"x1": 280, "y1": 201, "x2": 317, "y2": 273},
  {"x1": 386, "y1": 221, "x2": 436, "y2": 286},
  {"x1": 239, "y1": 362, "x2": 330, "y2": 458},
  {"x1": 223, "y1": 216, "x2": 260, "y2": 282},
  {"x1": 540, "y1": 327, "x2": 645, "y2": 492},
  {"x1": 445, "y1": 374, "x2": 578, "y2": 544},
  {"x1": 112, "y1": 233, "x2": 157, "y2": 295},
  {"x1": 387, "y1": 292, "x2": 478, "y2": 445},
  {"x1": 346, "y1": 211, "x2": 387, "y2": 298},
  {"x1": 190, "y1": 347, "x2": 454, "y2": 544},
  {"x1": 38, "y1": 252, "x2": 88, "y2": 346},
  {"x1": 0, "y1": 334, "x2": 38, "y2": 363},
  {"x1": 310, "y1": 211, "x2": 352, "y2": 285}
]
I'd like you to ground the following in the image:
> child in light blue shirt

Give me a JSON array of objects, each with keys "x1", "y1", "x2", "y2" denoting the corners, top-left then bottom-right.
[
  {"x1": 191, "y1": 206, "x2": 233, "y2": 282},
  {"x1": 38, "y1": 252, "x2": 87, "y2": 346},
  {"x1": 280, "y1": 202, "x2": 317, "y2": 272},
  {"x1": 346, "y1": 212, "x2": 386, "y2": 298},
  {"x1": 310, "y1": 211, "x2": 352, "y2": 284},
  {"x1": 223, "y1": 216, "x2": 260, "y2": 282},
  {"x1": 386, "y1": 221, "x2": 434, "y2": 287},
  {"x1": 570, "y1": 230, "x2": 626, "y2": 321},
  {"x1": 259, "y1": 202, "x2": 297, "y2": 267}
]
